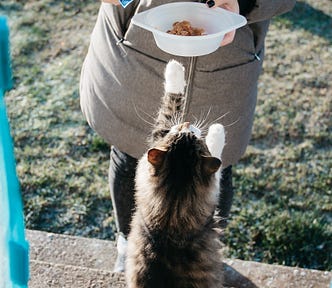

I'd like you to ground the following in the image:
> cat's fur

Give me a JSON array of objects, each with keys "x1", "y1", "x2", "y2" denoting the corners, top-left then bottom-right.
[{"x1": 126, "y1": 60, "x2": 226, "y2": 288}]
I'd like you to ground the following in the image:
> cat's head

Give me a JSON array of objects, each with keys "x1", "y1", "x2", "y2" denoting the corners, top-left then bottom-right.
[{"x1": 147, "y1": 122, "x2": 221, "y2": 188}]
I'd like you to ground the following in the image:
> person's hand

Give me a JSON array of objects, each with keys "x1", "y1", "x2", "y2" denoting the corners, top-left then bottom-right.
[
  {"x1": 101, "y1": 0, "x2": 120, "y2": 5},
  {"x1": 205, "y1": 0, "x2": 239, "y2": 46}
]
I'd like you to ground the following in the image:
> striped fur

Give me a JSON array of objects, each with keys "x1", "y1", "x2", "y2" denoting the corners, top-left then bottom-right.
[{"x1": 150, "y1": 60, "x2": 186, "y2": 143}]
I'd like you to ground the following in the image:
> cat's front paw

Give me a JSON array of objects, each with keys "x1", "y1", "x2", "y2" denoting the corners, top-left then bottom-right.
[
  {"x1": 164, "y1": 59, "x2": 186, "y2": 94},
  {"x1": 206, "y1": 123, "x2": 225, "y2": 159}
]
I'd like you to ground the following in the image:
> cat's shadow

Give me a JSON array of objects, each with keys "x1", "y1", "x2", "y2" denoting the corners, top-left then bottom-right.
[{"x1": 223, "y1": 263, "x2": 258, "y2": 288}]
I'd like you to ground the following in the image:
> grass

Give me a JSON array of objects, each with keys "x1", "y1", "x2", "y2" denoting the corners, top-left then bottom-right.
[{"x1": 1, "y1": 0, "x2": 331, "y2": 270}]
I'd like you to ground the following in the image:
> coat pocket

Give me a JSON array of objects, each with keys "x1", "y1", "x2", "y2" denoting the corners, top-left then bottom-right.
[{"x1": 196, "y1": 25, "x2": 258, "y2": 72}]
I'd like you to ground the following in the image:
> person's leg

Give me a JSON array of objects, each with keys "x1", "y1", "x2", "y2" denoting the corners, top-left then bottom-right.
[
  {"x1": 216, "y1": 165, "x2": 234, "y2": 228},
  {"x1": 109, "y1": 145, "x2": 137, "y2": 272}
]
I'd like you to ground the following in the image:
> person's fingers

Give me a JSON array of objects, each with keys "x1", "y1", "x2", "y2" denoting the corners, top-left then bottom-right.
[
  {"x1": 208, "y1": 0, "x2": 239, "y2": 13},
  {"x1": 220, "y1": 30, "x2": 235, "y2": 46},
  {"x1": 102, "y1": 0, "x2": 121, "y2": 5},
  {"x1": 204, "y1": 0, "x2": 239, "y2": 46}
]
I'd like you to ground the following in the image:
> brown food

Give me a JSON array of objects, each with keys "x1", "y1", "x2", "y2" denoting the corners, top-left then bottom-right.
[{"x1": 166, "y1": 20, "x2": 205, "y2": 36}]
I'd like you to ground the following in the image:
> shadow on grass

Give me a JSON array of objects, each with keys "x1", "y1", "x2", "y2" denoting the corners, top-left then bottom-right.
[{"x1": 280, "y1": 1, "x2": 332, "y2": 43}]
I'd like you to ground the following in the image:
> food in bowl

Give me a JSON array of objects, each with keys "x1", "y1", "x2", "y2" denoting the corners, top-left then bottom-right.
[{"x1": 166, "y1": 20, "x2": 205, "y2": 36}]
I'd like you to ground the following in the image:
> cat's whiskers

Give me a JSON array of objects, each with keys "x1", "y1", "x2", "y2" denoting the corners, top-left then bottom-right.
[
  {"x1": 198, "y1": 107, "x2": 212, "y2": 129},
  {"x1": 190, "y1": 108, "x2": 216, "y2": 137},
  {"x1": 207, "y1": 111, "x2": 230, "y2": 127},
  {"x1": 223, "y1": 117, "x2": 240, "y2": 128},
  {"x1": 192, "y1": 117, "x2": 204, "y2": 132},
  {"x1": 197, "y1": 111, "x2": 236, "y2": 137},
  {"x1": 133, "y1": 104, "x2": 155, "y2": 127},
  {"x1": 190, "y1": 108, "x2": 213, "y2": 137},
  {"x1": 170, "y1": 112, "x2": 184, "y2": 127}
]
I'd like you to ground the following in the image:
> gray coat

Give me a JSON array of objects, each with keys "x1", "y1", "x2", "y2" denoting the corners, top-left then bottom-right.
[{"x1": 80, "y1": 0, "x2": 296, "y2": 167}]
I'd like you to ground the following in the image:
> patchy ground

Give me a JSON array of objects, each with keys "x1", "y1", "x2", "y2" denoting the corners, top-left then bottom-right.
[{"x1": 1, "y1": 0, "x2": 331, "y2": 270}]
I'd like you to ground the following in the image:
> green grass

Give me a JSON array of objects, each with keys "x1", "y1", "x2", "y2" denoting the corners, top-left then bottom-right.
[
  {"x1": 1, "y1": 0, "x2": 331, "y2": 270},
  {"x1": 224, "y1": 0, "x2": 332, "y2": 270}
]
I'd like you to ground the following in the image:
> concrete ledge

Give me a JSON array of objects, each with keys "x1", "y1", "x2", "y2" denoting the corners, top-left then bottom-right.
[
  {"x1": 27, "y1": 230, "x2": 117, "y2": 271},
  {"x1": 223, "y1": 259, "x2": 331, "y2": 288},
  {"x1": 27, "y1": 230, "x2": 331, "y2": 288},
  {"x1": 30, "y1": 260, "x2": 126, "y2": 288}
]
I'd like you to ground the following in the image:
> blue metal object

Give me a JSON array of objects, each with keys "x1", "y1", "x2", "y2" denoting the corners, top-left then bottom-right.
[
  {"x1": 0, "y1": 16, "x2": 30, "y2": 288},
  {"x1": 119, "y1": 0, "x2": 134, "y2": 8}
]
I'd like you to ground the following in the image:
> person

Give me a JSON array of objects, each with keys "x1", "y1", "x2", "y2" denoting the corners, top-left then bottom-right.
[{"x1": 80, "y1": 0, "x2": 296, "y2": 272}]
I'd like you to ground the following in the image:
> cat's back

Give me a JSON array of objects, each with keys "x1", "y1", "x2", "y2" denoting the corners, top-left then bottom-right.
[{"x1": 126, "y1": 214, "x2": 223, "y2": 288}]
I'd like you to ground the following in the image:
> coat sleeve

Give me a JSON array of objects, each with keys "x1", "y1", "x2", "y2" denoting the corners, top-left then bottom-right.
[{"x1": 242, "y1": 0, "x2": 297, "y2": 24}]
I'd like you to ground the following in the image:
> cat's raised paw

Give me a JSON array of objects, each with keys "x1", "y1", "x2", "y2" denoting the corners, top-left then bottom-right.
[
  {"x1": 206, "y1": 123, "x2": 225, "y2": 159},
  {"x1": 164, "y1": 60, "x2": 186, "y2": 94}
]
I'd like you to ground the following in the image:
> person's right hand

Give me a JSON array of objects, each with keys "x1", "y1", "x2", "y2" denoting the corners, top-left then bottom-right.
[{"x1": 205, "y1": 0, "x2": 240, "y2": 46}]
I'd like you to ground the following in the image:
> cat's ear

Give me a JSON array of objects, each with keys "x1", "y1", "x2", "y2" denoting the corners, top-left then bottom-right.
[
  {"x1": 148, "y1": 148, "x2": 167, "y2": 167},
  {"x1": 202, "y1": 156, "x2": 221, "y2": 175}
]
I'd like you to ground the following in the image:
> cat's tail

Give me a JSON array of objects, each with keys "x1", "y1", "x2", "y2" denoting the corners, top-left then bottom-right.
[{"x1": 164, "y1": 60, "x2": 186, "y2": 94}]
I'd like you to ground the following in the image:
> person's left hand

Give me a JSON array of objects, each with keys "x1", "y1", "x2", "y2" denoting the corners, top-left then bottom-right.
[{"x1": 205, "y1": 0, "x2": 240, "y2": 46}]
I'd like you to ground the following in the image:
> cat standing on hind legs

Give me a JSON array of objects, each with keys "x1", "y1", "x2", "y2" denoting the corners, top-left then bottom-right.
[{"x1": 126, "y1": 60, "x2": 226, "y2": 288}]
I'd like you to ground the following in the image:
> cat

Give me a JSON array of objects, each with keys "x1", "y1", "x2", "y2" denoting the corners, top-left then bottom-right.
[{"x1": 125, "y1": 60, "x2": 226, "y2": 288}]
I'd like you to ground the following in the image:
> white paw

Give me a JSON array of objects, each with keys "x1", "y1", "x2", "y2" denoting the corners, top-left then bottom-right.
[
  {"x1": 164, "y1": 59, "x2": 186, "y2": 94},
  {"x1": 113, "y1": 234, "x2": 127, "y2": 273},
  {"x1": 206, "y1": 123, "x2": 225, "y2": 159}
]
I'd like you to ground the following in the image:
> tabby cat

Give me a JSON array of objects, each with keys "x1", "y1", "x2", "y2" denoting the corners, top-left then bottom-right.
[{"x1": 125, "y1": 60, "x2": 226, "y2": 288}]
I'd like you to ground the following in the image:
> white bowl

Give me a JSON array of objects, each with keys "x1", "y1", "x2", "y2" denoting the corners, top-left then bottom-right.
[{"x1": 131, "y1": 2, "x2": 247, "y2": 57}]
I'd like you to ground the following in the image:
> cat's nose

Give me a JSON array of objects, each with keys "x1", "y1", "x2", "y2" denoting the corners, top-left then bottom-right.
[
  {"x1": 180, "y1": 122, "x2": 191, "y2": 133},
  {"x1": 183, "y1": 122, "x2": 190, "y2": 129}
]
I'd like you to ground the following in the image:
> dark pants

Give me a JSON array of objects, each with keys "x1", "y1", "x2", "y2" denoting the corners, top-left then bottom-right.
[{"x1": 109, "y1": 146, "x2": 234, "y2": 237}]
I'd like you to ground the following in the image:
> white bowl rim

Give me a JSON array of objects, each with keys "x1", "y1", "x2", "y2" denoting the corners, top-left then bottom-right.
[{"x1": 131, "y1": 2, "x2": 247, "y2": 40}]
